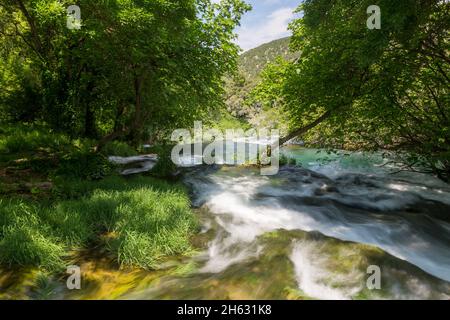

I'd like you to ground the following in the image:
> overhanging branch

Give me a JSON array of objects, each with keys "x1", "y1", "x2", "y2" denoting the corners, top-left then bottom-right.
[{"x1": 278, "y1": 109, "x2": 334, "y2": 146}]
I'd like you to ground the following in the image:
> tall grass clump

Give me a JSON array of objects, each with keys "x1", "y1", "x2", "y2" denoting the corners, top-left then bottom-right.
[
  {"x1": 51, "y1": 177, "x2": 199, "y2": 269},
  {"x1": 0, "y1": 176, "x2": 199, "y2": 271},
  {"x1": 0, "y1": 199, "x2": 65, "y2": 271},
  {"x1": 111, "y1": 186, "x2": 198, "y2": 269}
]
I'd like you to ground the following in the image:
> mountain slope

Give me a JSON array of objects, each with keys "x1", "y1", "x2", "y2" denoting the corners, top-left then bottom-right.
[
  {"x1": 224, "y1": 37, "x2": 298, "y2": 125},
  {"x1": 239, "y1": 37, "x2": 297, "y2": 79}
]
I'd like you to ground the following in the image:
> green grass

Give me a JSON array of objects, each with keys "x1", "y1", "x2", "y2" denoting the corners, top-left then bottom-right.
[
  {"x1": 0, "y1": 124, "x2": 71, "y2": 154},
  {"x1": 0, "y1": 124, "x2": 199, "y2": 272},
  {"x1": 0, "y1": 176, "x2": 199, "y2": 271},
  {"x1": 0, "y1": 200, "x2": 66, "y2": 271}
]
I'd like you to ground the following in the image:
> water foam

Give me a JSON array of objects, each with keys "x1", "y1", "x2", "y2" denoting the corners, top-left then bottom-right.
[{"x1": 185, "y1": 158, "x2": 450, "y2": 283}]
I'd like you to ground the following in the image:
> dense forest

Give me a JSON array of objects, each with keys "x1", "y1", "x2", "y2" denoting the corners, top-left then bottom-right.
[
  {"x1": 0, "y1": 0, "x2": 449, "y2": 300},
  {"x1": 0, "y1": 0, "x2": 250, "y2": 147}
]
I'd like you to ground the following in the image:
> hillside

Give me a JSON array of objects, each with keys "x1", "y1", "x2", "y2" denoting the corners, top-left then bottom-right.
[
  {"x1": 224, "y1": 37, "x2": 299, "y2": 127},
  {"x1": 239, "y1": 37, "x2": 297, "y2": 79}
]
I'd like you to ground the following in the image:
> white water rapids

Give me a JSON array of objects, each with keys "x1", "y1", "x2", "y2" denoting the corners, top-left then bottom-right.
[
  {"x1": 181, "y1": 148, "x2": 450, "y2": 299},
  {"x1": 120, "y1": 147, "x2": 450, "y2": 300}
]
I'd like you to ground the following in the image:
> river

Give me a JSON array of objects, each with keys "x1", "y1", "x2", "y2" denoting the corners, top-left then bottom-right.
[
  {"x1": 2, "y1": 147, "x2": 449, "y2": 300},
  {"x1": 123, "y1": 146, "x2": 450, "y2": 299}
]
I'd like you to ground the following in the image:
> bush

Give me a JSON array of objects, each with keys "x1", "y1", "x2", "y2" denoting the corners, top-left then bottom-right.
[
  {"x1": 0, "y1": 125, "x2": 71, "y2": 154},
  {"x1": 55, "y1": 151, "x2": 114, "y2": 180},
  {"x1": 279, "y1": 153, "x2": 297, "y2": 166},
  {"x1": 150, "y1": 145, "x2": 178, "y2": 178},
  {"x1": 101, "y1": 141, "x2": 137, "y2": 157}
]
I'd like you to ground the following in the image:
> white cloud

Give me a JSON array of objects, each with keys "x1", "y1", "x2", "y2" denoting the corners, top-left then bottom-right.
[{"x1": 235, "y1": 7, "x2": 295, "y2": 52}]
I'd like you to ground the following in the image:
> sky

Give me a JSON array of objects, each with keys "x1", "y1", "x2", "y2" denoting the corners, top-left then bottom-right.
[{"x1": 233, "y1": 0, "x2": 302, "y2": 52}]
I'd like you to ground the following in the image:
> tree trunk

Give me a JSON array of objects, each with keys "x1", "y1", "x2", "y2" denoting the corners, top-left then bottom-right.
[
  {"x1": 114, "y1": 103, "x2": 126, "y2": 132},
  {"x1": 84, "y1": 82, "x2": 97, "y2": 138},
  {"x1": 14, "y1": 0, "x2": 44, "y2": 59},
  {"x1": 278, "y1": 109, "x2": 333, "y2": 146},
  {"x1": 84, "y1": 103, "x2": 97, "y2": 138},
  {"x1": 95, "y1": 76, "x2": 144, "y2": 152},
  {"x1": 130, "y1": 77, "x2": 143, "y2": 146},
  {"x1": 95, "y1": 127, "x2": 130, "y2": 152}
]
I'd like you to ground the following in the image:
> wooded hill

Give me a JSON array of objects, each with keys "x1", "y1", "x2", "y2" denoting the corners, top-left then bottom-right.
[{"x1": 224, "y1": 37, "x2": 299, "y2": 131}]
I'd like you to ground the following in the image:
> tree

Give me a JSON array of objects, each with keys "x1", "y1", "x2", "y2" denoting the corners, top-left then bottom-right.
[
  {"x1": 254, "y1": 0, "x2": 449, "y2": 180},
  {"x1": 0, "y1": 0, "x2": 251, "y2": 147}
]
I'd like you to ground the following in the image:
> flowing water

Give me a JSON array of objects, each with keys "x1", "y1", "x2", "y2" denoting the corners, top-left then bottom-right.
[
  {"x1": 125, "y1": 147, "x2": 450, "y2": 299},
  {"x1": 2, "y1": 147, "x2": 449, "y2": 300}
]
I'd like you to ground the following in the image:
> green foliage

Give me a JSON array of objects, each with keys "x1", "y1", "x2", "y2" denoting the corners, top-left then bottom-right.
[
  {"x1": 239, "y1": 37, "x2": 297, "y2": 79},
  {"x1": 101, "y1": 141, "x2": 137, "y2": 157},
  {"x1": 224, "y1": 37, "x2": 298, "y2": 130},
  {"x1": 254, "y1": 0, "x2": 450, "y2": 181},
  {"x1": 0, "y1": 0, "x2": 251, "y2": 145},
  {"x1": 0, "y1": 199, "x2": 65, "y2": 272},
  {"x1": 279, "y1": 153, "x2": 298, "y2": 166},
  {"x1": 56, "y1": 151, "x2": 114, "y2": 180},
  {"x1": 150, "y1": 145, "x2": 178, "y2": 178}
]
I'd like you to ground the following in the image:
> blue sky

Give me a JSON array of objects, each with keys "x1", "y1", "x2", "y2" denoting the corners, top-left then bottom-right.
[{"x1": 234, "y1": 0, "x2": 303, "y2": 51}]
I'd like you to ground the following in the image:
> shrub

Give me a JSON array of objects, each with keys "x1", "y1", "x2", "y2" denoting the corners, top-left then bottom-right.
[
  {"x1": 150, "y1": 145, "x2": 178, "y2": 178},
  {"x1": 0, "y1": 125, "x2": 71, "y2": 154},
  {"x1": 101, "y1": 141, "x2": 137, "y2": 157},
  {"x1": 279, "y1": 154, "x2": 297, "y2": 166},
  {"x1": 55, "y1": 151, "x2": 114, "y2": 180}
]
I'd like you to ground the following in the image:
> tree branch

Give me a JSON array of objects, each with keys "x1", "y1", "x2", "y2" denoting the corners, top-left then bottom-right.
[{"x1": 279, "y1": 109, "x2": 334, "y2": 146}]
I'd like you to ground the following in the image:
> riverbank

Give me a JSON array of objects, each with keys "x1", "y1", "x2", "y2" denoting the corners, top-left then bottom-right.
[
  {"x1": 0, "y1": 125, "x2": 200, "y2": 299},
  {"x1": 1, "y1": 126, "x2": 450, "y2": 300}
]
